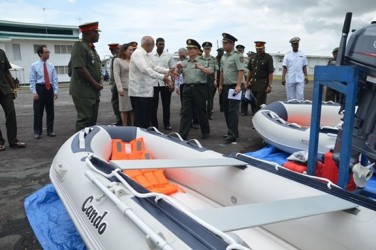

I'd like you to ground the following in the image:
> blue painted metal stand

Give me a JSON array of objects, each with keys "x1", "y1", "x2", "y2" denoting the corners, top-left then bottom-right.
[{"x1": 307, "y1": 65, "x2": 359, "y2": 188}]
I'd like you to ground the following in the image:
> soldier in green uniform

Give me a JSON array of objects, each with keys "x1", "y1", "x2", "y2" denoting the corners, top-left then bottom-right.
[
  {"x1": 216, "y1": 48, "x2": 224, "y2": 112},
  {"x1": 108, "y1": 43, "x2": 122, "y2": 126},
  {"x1": 236, "y1": 44, "x2": 250, "y2": 116},
  {"x1": 202, "y1": 41, "x2": 219, "y2": 120},
  {"x1": 178, "y1": 39, "x2": 212, "y2": 140},
  {"x1": 0, "y1": 49, "x2": 26, "y2": 150},
  {"x1": 245, "y1": 41, "x2": 274, "y2": 113},
  {"x1": 219, "y1": 33, "x2": 245, "y2": 144},
  {"x1": 325, "y1": 47, "x2": 341, "y2": 102},
  {"x1": 69, "y1": 21, "x2": 103, "y2": 132}
]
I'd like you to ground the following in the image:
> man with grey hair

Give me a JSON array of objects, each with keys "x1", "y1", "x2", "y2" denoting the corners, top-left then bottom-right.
[{"x1": 129, "y1": 36, "x2": 174, "y2": 128}]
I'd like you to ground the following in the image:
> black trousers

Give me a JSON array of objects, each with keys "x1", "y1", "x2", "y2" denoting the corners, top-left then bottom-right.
[
  {"x1": 222, "y1": 85, "x2": 240, "y2": 140},
  {"x1": 33, "y1": 84, "x2": 54, "y2": 135},
  {"x1": 206, "y1": 75, "x2": 215, "y2": 117},
  {"x1": 151, "y1": 86, "x2": 171, "y2": 128},
  {"x1": 111, "y1": 83, "x2": 122, "y2": 125},
  {"x1": 0, "y1": 92, "x2": 18, "y2": 145},
  {"x1": 179, "y1": 84, "x2": 210, "y2": 140},
  {"x1": 131, "y1": 96, "x2": 153, "y2": 129}
]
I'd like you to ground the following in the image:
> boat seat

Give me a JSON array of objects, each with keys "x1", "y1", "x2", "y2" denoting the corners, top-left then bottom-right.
[
  {"x1": 110, "y1": 157, "x2": 247, "y2": 170},
  {"x1": 193, "y1": 194, "x2": 357, "y2": 232}
]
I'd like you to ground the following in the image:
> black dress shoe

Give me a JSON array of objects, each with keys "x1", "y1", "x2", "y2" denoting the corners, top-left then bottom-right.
[
  {"x1": 10, "y1": 141, "x2": 26, "y2": 148},
  {"x1": 47, "y1": 133, "x2": 56, "y2": 137},
  {"x1": 192, "y1": 124, "x2": 199, "y2": 129},
  {"x1": 164, "y1": 126, "x2": 172, "y2": 131},
  {"x1": 224, "y1": 137, "x2": 237, "y2": 144},
  {"x1": 34, "y1": 134, "x2": 41, "y2": 139},
  {"x1": 223, "y1": 134, "x2": 228, "y2": 139}
]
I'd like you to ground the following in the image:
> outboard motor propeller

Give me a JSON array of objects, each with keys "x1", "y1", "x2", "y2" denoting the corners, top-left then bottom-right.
[{"x1": 352, "y1": 162, "x2": 374, "y2": 188}]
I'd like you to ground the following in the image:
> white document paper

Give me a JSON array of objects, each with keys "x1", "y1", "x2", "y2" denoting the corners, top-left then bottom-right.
[
  {"x1": 244, "y1": 89, "x2": 251, "y2": 100},
  {"x1": 228, "y1": 89, "x2": 242, "y2": 100}
]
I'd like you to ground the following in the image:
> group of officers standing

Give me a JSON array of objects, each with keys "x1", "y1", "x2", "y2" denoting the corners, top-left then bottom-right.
[
  {"x1": 0, "y1": 20, "x2": 339, "y2": 150},
  {"x1": 66, "y1": 21, "x2": 278, "y2": 144},
  {"x1": 106, "y1": 32, "x2": 276, "y2": 144}
]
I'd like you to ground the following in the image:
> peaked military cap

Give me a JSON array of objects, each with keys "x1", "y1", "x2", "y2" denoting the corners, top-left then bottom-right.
[
  {"x1": 289, "y1": 37, "x2": 301, "y2": 44},
  {"x1": 202, "y1": 41, "x2": 213, "y2": 48},
  {"x1": 236, "y1": 44, "x2": 245, "y2": 50},
  {"x1": 247, "y1": 51, "x2": 255, "y2": 55},
  {"x1": 222, "y1": 33, "x2": 238, "y2": 43},
  {"x1": 217, "y1": 48, "x2": 224, "y2": 52},
  {"x1": 79, "y1": 21, "x2": 100, "y2": 33},
  {"x1": 186, "y1": 39, "x2": 201, "y2": 49},
  {"x1": 108, "y1": 43, "x2": 119, "y2": 50},
  {"x1": 254, "y1": 41, "x2": 266, "y2": 49},
  {"x1": 332, "y1": 47, "x2": 339, "y2": 54}
]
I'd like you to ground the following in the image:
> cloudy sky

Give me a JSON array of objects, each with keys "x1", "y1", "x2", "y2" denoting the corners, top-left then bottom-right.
[{"x1": 1, "y1": 0, "x2": 375, "y2": 58}]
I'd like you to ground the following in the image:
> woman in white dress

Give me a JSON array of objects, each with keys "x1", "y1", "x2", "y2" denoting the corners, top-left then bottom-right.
[{"x1": 113, "y1": 43, "x2": 135, "y2": 126}]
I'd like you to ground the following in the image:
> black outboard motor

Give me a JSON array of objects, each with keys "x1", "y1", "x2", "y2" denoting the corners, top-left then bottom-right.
[{"x1": 333, "y1": 13, "x2": 376, "y2": 186}]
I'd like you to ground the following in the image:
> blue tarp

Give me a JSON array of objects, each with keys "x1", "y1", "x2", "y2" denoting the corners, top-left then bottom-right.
[
  {"x1": 24, "y1": 184, "x2": 85, "y2": 249},
  {"x1": 244, "y1": 145, "x2": 290, "y2": 166}
]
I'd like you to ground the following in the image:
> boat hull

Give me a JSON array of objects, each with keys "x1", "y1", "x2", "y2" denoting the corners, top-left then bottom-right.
[
  {"x1": 252, "y1": 101, "x2": 343, "y2": 155},
  {"x1": 50, "y1": 126, "x2": 376, "y2": 250}
]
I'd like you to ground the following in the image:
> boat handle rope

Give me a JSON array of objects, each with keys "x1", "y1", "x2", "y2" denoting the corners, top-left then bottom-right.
[
  {"x1": 84, "y1": 170, "x2": 173, "y2": 250},
  {"x1": 166, "y1": 132, "x2": 184, "y2": 141},
  {"x1": 236, "y1": 153, "x2": 341, "y2": 190},
  {"x1": 85, "y1": 155, "x2": 250, "y2": 250},
  {"x1": 186, "y1": 139, "x2": 203, "y2": 148},
  {"x1": 146, "y1": 126, "x2": 164, "y2": 135}
]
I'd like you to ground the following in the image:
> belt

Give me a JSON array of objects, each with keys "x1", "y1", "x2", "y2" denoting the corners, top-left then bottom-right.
[{"x1": 185, "y1": 83, "x2": 206, "y2": 87}]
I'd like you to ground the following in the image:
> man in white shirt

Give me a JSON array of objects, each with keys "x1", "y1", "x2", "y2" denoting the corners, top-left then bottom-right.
[
  {"x1": 129, "y1": 36, "x2": 173, "y2": 128},
  {"x1": 281, "y1": 37, "x2": 309, "y2": 101},
  {"x1": 151, "y1": 38, "x2": 176, "y2": 130}
]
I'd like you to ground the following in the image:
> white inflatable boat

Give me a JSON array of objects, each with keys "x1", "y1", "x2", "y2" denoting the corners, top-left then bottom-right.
[
  {"x1": 50, "y1": 125, "x2": 376, "y2": 250},
  {"x1": 252, "y1": 100, "x2": 343, "y2": 155}
]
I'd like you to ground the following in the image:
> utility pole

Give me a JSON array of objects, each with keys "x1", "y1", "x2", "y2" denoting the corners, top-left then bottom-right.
[{"x1": 43, "y1": 8, "x2": 48, "y2": 37}]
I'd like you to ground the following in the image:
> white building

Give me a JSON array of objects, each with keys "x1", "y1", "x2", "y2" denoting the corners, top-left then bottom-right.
[{"x1": 0, "y1": 20, "x2": 79, "y2": 85}]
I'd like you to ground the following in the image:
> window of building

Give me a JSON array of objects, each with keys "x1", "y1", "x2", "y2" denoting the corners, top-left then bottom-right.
[
  {"x1": 54, "y1": 45, "x2": 73, "y2": 54},
  {"x1": 12, "y1": 44, "x2": 21, "y2": 60},
  {"x1": 54, "y1": 45, "x2": 60, "y2": 54},
  {"x1": 54, "y1": 66, "x2": 69, "y2": 75}
]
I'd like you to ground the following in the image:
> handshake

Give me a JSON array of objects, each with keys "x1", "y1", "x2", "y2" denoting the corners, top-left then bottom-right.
[
  {"x1": 163, "y1": 75, "x2": 174, "y2": 91},
  {"x1": 163, "y1": 68, "x2": 179, "y2": 91}
]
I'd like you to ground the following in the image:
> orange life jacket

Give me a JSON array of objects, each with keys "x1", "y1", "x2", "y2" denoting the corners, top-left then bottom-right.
[{"x1": 111, "y1": 137, "x2": 179, "y2": 195}]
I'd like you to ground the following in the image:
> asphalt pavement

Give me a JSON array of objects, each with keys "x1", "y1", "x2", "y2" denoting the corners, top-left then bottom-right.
[{"x1": 0, "y1": 81, "x2": 313, "y2": 249}]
